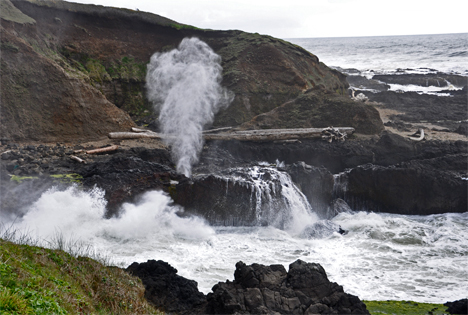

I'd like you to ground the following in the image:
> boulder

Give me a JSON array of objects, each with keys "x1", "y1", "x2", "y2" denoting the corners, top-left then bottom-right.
[
  {"x1": 444, "y1": 299, "x2": 468, "y2": 315},
  {"x1": 205, "y1": 260, "x2": 370, "y2": 314},
  {"x1": 126, "y1": 260, "x2": 206, "y2": 315}
]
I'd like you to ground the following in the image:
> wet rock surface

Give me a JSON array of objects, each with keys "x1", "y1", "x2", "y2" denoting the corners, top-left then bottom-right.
[
  {"x1": 444, "y1": 299, "x2": 468, "y2": 315},
  {"x1": 127, "y1": 259, "x2": 370, "y2": 315},
  {"x1": 126, "y1": 260, "x2": 207, "y2": 315},
  {"x1": 206, "y1": 259, "x2": 369, "y2": 314},
  {"x1": 1, "y1": 131, "x2": 467, "y2": 219},
  {"x1": 338, "y1": 154, "x2": 468, "y2": 214},
  {"x1": 283, "y1": 162, "x2": 334, "y2": 218},
  {"x1": 80, "y1": 152, "x2": 182, "y2": 216},
  {"x1": 0, "y1": 143, "x2": 182, "y2": 218},
  {"x1": 361, "y1": 89, "x2": 467, "y2": 129},
  {"x1": 372, "y1": 73, "x2": 467, "y2": 87}
]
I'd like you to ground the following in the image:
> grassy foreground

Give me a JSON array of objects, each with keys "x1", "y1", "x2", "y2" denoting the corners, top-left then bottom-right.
[
  {"x1": 364, "y1": 300, "x2": 449, "y2": 315},
  {"x1": 0, "y1": 236, "x2": 453, "y2": 315},
  {"x1": 0, "y1": 239, "x2": 161, "y2": 314}
]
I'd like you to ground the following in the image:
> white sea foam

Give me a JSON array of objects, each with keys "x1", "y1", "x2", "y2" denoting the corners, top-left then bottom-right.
[
  {"x1": 5, "y1": 186, "x2": 467, "y2": 303},
  {"x1": 146, "y1": 37, "x2": 233, "y2": 177},
  {"x1": 387, "y1": 83, "x2": 462, "y2": 95}
]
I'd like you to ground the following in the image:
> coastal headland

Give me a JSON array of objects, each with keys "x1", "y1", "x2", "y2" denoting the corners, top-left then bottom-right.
[{"x1": 1, "y1": 0, "x2": 467, "y2": 314}]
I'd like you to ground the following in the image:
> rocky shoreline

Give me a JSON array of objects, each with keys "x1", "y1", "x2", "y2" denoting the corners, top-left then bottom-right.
[
  {"x1": 127, "y1": 259, "x2": 370, "y2": 314},
  {"x1": 1, "y1": 0, "x2": 467, "y2": 313}
]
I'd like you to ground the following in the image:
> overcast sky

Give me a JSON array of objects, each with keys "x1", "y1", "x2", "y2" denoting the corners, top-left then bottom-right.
[{"x1": 70, "y1": 0, "x2": 467, "y2": 38}]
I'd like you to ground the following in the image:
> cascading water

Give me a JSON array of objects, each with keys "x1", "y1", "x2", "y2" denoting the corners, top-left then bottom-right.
[
  {"x1": 146, "y1": 37, "x2": 234, "y2": 177},
  {"x1": 217, "y1": 165, "x2": 319, "y2": 233},
  {"x1": 3, "y1": 178, "x2": 468, "y2": 302}
]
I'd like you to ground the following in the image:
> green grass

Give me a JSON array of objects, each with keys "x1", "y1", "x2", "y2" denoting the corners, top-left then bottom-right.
[
  {"x1": 50, "y1": 173, "x2": 83, "y2": 184},
  {"x1": 0, "y1": 237, "x2": 163, "y2": 314},
  {"x1": 364, "y1": 300, "x2": 448, "y2": 315},
  {"x1": 10, "y1": 175, "x2": 39, "y2": 184}
]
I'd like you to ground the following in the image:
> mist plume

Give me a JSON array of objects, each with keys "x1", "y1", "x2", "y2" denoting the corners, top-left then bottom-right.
[{"x1": 146, "y1": 37, "x2": 233, "y2": 177}]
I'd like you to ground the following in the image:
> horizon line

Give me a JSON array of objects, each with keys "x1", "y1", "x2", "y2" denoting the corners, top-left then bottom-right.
[{"x1": 284, "y1": 32, "x2": 468, "y2": 40}]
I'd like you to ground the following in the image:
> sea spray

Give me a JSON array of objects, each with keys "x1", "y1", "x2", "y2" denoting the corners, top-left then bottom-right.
[
  {"x1": 4, "y1": 186, "x2": 467, "y2": 301},
  {"x1": 10, "y1": 186, "x2": 214, "y2": 246},
  {"x1": 146, "y1": 37, "x2": 233, "y2": 177}
]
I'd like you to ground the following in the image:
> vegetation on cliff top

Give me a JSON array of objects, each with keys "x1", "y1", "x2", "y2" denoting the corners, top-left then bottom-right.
[{"x1": 0, "y1": 237, "x2": 161, "y2": 314}]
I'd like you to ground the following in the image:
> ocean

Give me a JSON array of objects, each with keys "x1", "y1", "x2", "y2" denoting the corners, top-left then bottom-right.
[
  {"x1": 3, "y1": 33, "x2": 468, "y2": 304},
  {"x1": 288, "y1": 33, "x2": 468, "y2": 76}
]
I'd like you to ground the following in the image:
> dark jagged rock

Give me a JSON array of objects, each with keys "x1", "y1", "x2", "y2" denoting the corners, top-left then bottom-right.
[
  {"x1": 126, "y1": 260, "x2": 206, "y2": 314},
  {"x1": 338, "y1": 154, "x2": 468, "y2": 214},
  {"x1": 205, "y1": 260, "x2": 370, "y2": 314},
  {"x1": 202, "y1": 133, "x2": 466, "y2": 174},
  {"x1": 329, "y1": 198, "x2": 353, "y2": 218},
  {"x1": 372, "y1": 73, "x2": 467, "y2": 88},
  {"x1": 126, "y1": 259, "x2": 369, "y2": 314},
  {"x1": 202, "y1": 139, "x2": 376, "y2": 174},
  {"x1": 444, "y1": 299, "x2": 468, "y2": 315},
  {"x1": 454, "y1": 121, "x2": 468, "y2": 136},
  {"x1": 79, "y1": 152, "x2": 182, "y2": 216},
  {"x1": 173, "y1": 172, "x2": 259, "y2": 226},
  {"x1": 372, "y1": 131, "x2": 416, "y2": 166},
  {"x1": 346, "y1": 75, "x2": 390, "y2": 91},
  {"x1": 174, "y1": 166, "x2": 295, "y2": 227}
]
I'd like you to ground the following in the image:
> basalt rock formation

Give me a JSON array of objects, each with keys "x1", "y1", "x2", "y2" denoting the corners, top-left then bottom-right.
[
  {"x1": 206, "y1": 260, "x2": 370, "y2": 314},
  {"x1": 127, "y1": 260, "x2": 207, "y2": 315},
  {"x1": 127, "y1": 259, "x2": 370, "y2": 315},
  {"x1": 444, "y1": 299, "x2": 468, "y2": 315},
  {"x1": 336, "y1": 154, "x2": 468, "y2": 214},
  {"x1": 2, "y1": 0, "x2": 383, "y2": 144}
]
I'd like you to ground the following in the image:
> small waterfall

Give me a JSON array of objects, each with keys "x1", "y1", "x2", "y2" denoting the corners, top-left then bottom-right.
[
  {"x1": 218, "y1": 165, "x2": 318, "y2": 231},
  {"x1": 333, "y1": 170, "x2": 349, "y2": 200},
  {"x1": 332, "y1": 169, "x2": 382, "y2": 212}
]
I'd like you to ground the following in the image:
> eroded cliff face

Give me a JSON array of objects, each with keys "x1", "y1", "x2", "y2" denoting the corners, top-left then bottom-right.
[
  {"x1": 1, "y1": 0, "x2": 382, "y2": 143},
  {"x1": 1, "y1": 0, "x2": 136, "y2": 142}
]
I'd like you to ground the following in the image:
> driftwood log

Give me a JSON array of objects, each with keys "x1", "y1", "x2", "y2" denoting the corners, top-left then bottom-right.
[
  {"x1": 131, "y1": 127, "x2": 148, "y2": 133},
  {"x1": 204, "y1": 127, "x2": 355, "y2": 141},
  {"x1": 70, "y1": 155, "x2": 86, "y2": 163},
  {"x1": 86, "y1": 145, "x2": 119, "y2": 154},
  {"x1": 108, "y1": 132, "x2": 162, "y2": 139},
  {"x1": 409, "y1": 128, "x2": 425, "y2": 141},
  {"x1": 108, "y1": 127, "x2": 355, "y2": 142},
  {"x1": 203, "y1": 127, "x2": 233, "y2": 134}
]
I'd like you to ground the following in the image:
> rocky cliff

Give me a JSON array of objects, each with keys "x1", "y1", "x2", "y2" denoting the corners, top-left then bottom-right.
[{"x1": 1, "y1": 0, "x2": 383, "y2": 143}]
